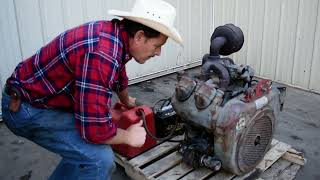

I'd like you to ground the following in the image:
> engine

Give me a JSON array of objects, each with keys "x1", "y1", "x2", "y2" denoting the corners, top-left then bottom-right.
[{"x1": 171, "y1": 24, "x2": 286, "y2": 175}]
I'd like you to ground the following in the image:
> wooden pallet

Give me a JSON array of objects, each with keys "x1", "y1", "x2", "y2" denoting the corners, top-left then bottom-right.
[{"x1": 115, "y1": 137, "x2": 306, "y2": 180}]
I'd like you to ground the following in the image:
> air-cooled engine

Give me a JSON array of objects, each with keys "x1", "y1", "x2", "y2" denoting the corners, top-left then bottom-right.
[{"x1": 171, "y1": 24, "x2": 286, "y2": 175}]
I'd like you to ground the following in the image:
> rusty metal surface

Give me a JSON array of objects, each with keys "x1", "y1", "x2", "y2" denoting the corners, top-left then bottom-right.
[
  {"x1": 175, "y1": 75, "x2": 196, "y2": 102},
  {"x1": 194, "y1": 82, "x2": 217, "y2": 110}
]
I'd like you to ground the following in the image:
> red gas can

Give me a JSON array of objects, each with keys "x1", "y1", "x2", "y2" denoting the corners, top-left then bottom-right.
[{"x1": 111, "y1": 102, "x2": 157, "y2": 158}]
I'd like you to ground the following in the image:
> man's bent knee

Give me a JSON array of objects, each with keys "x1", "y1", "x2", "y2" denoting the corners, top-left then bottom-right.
[{"x1": 91, "y1": 145, "x2": 116, "y2": 177}]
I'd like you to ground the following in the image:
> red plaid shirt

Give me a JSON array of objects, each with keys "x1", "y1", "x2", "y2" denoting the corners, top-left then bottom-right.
[{"x1": 6, "y1": 19, "x2": 132, "y2": 144}]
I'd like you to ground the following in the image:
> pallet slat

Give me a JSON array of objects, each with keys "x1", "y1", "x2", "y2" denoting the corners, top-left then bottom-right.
[
  {"x1": 277, "y1": 164, "x2": 301, "y2": 180},
  {"x1": 115, "y1": 138, "x2": 305, "y2": 180},
  {"x1": 260, "y1": 159, "x2": 292, "y2": 180},
  {"x1": 207, "y1": 171, "x2": 235, "y2": 180},
  {"x1": 179, "y1": 167, "x2": 213, "y2": 180},
  {"x1": 282, "y1": 149, "x2": 306, "y2": 166},
  {"x1": 157, "y1": 162, "x2": 193, "y2": 180},
  {"x1": 256, "y1": 141, "x2": 291, "y2": 171},
  {"x1": 129, "y1": 141, "x2": 179, "y2": 167},
  {"x1": 122, "y1": 161, "x2": 150, "y2": 180},
  {"x1": 143, "y1": 151, "x2": 182, "y2": 178}
]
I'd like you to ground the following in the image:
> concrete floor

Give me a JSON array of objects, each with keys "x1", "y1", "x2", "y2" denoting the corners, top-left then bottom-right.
[{"x1": 0, "y1": 67, "x2": 320, "y2": 180}]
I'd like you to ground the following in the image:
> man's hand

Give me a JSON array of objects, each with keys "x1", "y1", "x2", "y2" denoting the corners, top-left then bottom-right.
[
  {"x1": 124, "y1": 96, "x2": 136, "y2": 108},
  {"x1": 126, "y1": 120, "x2": 146, "y2": 147}
]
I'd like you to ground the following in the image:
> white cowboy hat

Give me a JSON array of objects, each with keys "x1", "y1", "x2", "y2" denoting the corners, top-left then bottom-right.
[{"x1": 108, "y1": 0, "x2": 183, "y2": 45}]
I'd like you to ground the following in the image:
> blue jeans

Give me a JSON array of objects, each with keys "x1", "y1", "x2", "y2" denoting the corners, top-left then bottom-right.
[{"x1": 1, "y1": 92, "x2": 115, "y2": 180}]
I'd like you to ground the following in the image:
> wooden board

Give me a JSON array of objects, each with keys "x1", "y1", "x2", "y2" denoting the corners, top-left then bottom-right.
[{"x1": 114, "y1": 138, "x2": 306, "y2": 180}]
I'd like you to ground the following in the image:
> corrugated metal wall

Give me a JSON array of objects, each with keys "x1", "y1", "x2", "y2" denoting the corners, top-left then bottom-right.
[
  {"x1": 0, "y1": 0, "x2": 213, "y2": 93},
  {"x1": 214, "y1": 0, "x2": 320, "y2": 93}
]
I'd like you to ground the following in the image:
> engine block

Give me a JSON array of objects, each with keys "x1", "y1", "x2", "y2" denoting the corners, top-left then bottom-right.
[{"x1": 171, "y1": 24, "x2": 286, "y2": 175}]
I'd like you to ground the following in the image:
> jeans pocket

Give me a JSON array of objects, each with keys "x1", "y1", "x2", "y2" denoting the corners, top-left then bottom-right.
[
  {"x1": 2, "y1": 93, "x2": 32, "y2": 129},
  {"x1": 8, "y1": 103, "x2": 32, "y2": 128}
]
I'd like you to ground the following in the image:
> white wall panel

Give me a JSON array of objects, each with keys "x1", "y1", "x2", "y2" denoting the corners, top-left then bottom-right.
[
  {"x1": 260, "y1": 0, "x2": 281, "y2": 79},
  {"x1": 246, "y1": 0, "x2": 265, "y2": 73},
  {"x1": 213, "y1": 0, "x2": 223, "y2": 29},
  {"x1": 177, "y1": 0, "x2": 192, "y2": 65},
  {"x1": 83, "y1": 0, "x2": 105, "y2": 21},
  {"x1": 222, "y1": 0, "x2": 236, "y2": 24},
  {"x1": 14, "y1": 0, "x2": 44, "y2": 59},
  {"x1": 275, "y1": 0, "x2": 299, "y2": 84},
  {"x1": 201, "y1": 0, "x2": 213, "y2": 59},
  {"x1": 233, "y1": 0, "x2": 250, "y2": 65},
  {"x1": 190, "y1": 0, "x2": 203, "y2": 61},
  {"x1": 292, "y1": 0, "x2": 318, "y2": 89},
  {"x1": 214, "y1": 0, "x2": 320, "y2": 93},
  {"x1": 62, "y1": 0, "x2": 85, "y2": 29},
  {"x1": 310, "y1": 3, "x2": 320, "y2": 91},
  {"x1": 39, "y1": 0, "x2": 65, "y2": 43},
  {"x1": 0, "y1": 0, "x2": 22, "y2": 90}
]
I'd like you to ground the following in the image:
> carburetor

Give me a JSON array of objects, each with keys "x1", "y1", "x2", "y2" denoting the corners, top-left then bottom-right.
[{"x1": 171, "y1": 24, "x2": 286, "y2": 175}]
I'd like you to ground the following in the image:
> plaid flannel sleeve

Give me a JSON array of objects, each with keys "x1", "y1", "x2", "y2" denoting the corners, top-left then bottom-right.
[{"x1": 117, "y1": 66, "x2": 129, "y2": 92}]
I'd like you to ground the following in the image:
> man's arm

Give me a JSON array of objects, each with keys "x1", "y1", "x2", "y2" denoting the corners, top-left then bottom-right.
[
  {"x1": 115, "y1": 61, "x2": 138, "y2": 107},
  {"x1": 118, "y1": 88, "x2": 136, "y2": 107}
]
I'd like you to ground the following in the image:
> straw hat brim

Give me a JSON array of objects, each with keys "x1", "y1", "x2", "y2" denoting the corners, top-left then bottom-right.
[{"x1": 109, "y1": 10, "x2": 183, "y2": 45}]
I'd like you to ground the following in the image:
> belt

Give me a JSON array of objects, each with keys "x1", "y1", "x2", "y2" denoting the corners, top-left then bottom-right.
[{"x1": 4, "y1": 85, "x2": 22, "y2": 112}]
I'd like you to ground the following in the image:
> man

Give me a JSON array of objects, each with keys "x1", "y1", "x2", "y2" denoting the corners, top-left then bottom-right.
[{"x1": 1, "y1": 0, "x2": 182, "y2": 179}]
